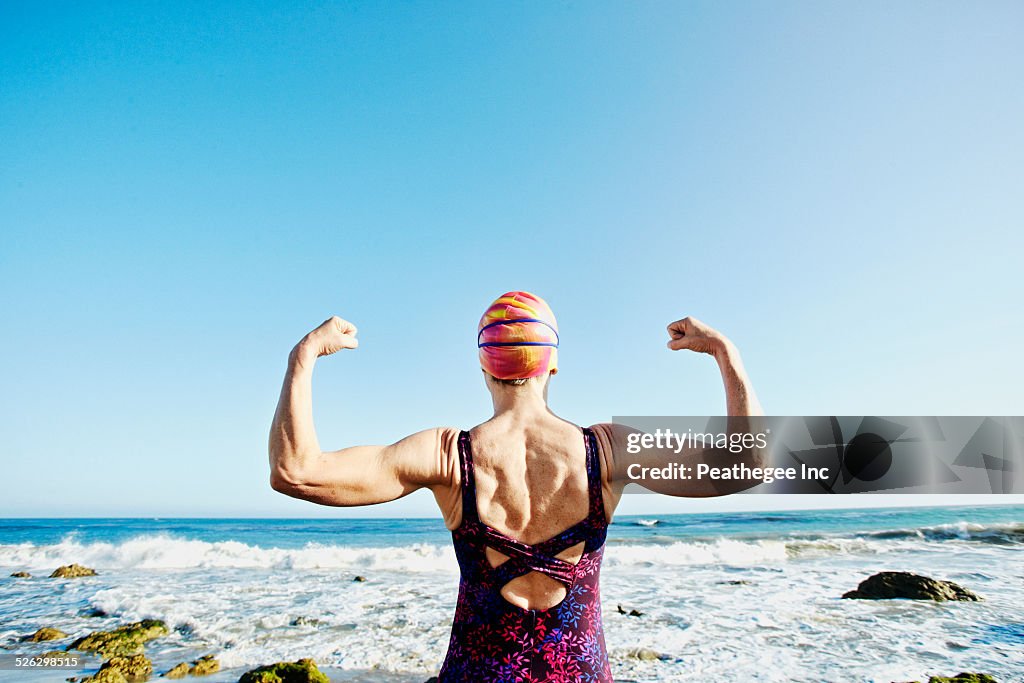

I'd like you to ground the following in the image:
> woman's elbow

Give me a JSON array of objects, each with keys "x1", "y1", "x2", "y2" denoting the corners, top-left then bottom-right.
[{"x1": 270, "y1": 465, "x2": 308, "y2": 496}]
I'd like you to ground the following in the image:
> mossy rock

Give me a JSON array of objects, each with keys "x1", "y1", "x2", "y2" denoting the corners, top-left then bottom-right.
[
  {"x1": 86, "y1": 668, "x2": 129, "y2": 683},
  {"x1": 50, "y1": 563, "x2": 98, "y2": 578},
  {"x1": 40, "y1": 650, "x2": 71, "y2": 659},
  {"x1": 238, "y1": 658, "x2": 330, "y2": 683},
  {"x1": 162, "y1": 662, "x2": 189, "y2": 679},
  {"x1": 190, "y1": 655, "x2": 219, "y2": 676},
  {"x1": 10, "y1": 571, "x2": 31, "y2": 578},
  {"x1": 71, "y1": 620, "x2": 169, "y2": 658},
  {"x1": 98, "y1": 654, "x2": 152, "y2": 681},
  {"x1": 842, "y1": 572, "x2": 980, "y2": 601},
  {"x1": 25, "y1": 627, "x2": 68, "y2": 642},
  {"x1": 928, "y1": 675, "x2": 998, "y2": 683}
]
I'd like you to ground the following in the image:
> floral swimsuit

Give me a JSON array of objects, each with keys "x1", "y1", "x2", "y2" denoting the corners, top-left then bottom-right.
[{"x1": 438, "y1": 427, "x2": 612, "y2": 682}]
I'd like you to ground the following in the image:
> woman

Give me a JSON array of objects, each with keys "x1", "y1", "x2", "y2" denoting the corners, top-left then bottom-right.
[{"x1": 269, "y1": 291, "x2": 762, "y2": 682}]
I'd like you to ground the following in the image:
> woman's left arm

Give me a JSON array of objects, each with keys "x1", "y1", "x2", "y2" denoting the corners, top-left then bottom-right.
[{"x1": 268, "y1": 316, "x2": 456, "y2": 507}]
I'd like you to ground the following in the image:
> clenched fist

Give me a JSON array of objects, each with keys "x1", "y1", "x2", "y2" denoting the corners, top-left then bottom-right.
[
  {"x1": 295, "y1": 316, "x2": 359, "y2": 362},
  {"x1": 666, "y1": 316, "x2": 732, "y2": 358}
]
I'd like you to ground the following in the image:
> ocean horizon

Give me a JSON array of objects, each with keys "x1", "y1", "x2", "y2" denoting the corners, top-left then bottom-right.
[{"x1": 2, "y1": 504, "x2": 1022, "y2": 682}]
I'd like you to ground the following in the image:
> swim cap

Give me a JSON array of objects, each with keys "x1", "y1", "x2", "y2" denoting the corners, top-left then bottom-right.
[{"x1": 477, "y1": 291, "x2": 559, "y2": 380}]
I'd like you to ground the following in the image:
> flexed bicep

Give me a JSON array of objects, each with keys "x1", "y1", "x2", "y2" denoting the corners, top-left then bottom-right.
[{"x1": 272, "y1": 427, "x2": 458, "y2": 507}]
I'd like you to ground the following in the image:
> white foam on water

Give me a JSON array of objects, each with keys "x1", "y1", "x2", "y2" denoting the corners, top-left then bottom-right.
[
  {"x1": 0, "y1": 535, "x2": 457, "y2": 572},
  {"x1": 2, "y1": 525, "x2": 1023, "y2": 681}
]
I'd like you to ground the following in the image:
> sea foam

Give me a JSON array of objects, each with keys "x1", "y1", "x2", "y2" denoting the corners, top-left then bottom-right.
[{"x1": 3, "y1": 521, "x2": 1020, "y2": 573}]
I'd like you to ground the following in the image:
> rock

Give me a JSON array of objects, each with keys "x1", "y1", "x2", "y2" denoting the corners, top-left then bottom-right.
[
  {"x1": 897, "y1": 675, "x2": 1001, "y2": 683},
  {"x1": 50, "y1": 564, "x2": 98, "y2": 579},
  {"x1": 625, "y1": 647, "x2": 664, "y2": 661},
  {"x1": 289, "y1": 617, "x2": 324, "y2": 627},
  {"x1": 352, "y1": 575, "x2": 366, "y2": 582},
  {"x1": 85, "y1": 669, "x2": 128, "y2": 683},
  {"x1": 80, "y1": 607, "x2": 109, "y2": 618},
  {"x1": 26, "y1": 627, "x2": 68, "y2": 642},
  {"x1": 162, "y1": 663, "x2": 189, "y2": 679},
  {"x1": 616, "y1": 604, "x2": 643, "y2": 617},
  {"x1": 10, "y1": 571, "x2": 31, "y2": 578},
  {"x1": 189, "y1": 655, "x2": 219, "y2": 676},
  {"x1": 842, "y1": 572, "x2": 981, "y2": 601},
  {"x1": 97, "y1": 654, "x2": 152, "y2": 681},
  {"x1": 238, "y1": 658, "x2": 330, "y2": 683},
  {"x1": 70, "y1": 620, "x2": 169, "y2": 658},
  {"x1": 718, "y1": 579, "x2": 750, "y2": 585}
]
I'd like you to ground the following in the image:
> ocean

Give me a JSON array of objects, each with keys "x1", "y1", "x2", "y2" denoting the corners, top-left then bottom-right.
[{"x1": 1, "y1": 505, "x2": 1022, "y2": 682}]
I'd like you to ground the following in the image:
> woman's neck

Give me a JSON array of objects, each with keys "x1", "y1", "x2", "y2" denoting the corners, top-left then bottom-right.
[{"x1": 489, "y1": 384, "x2": 549, "y2": 417}]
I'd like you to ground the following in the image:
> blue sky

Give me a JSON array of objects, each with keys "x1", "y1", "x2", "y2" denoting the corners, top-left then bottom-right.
[{"x1": 1, "y1": 2, "x2": 1022, "y2": 517}]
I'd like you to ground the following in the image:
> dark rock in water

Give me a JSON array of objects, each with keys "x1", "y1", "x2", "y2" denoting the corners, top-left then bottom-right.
[
  {"x1": 289, "y1": 616, "x2": 324, "y2": 627},
  {"x1": 842, "y1": 572, "x2": 981, "y2": 601},
  {"x1": 10, "y1": 571, "x2": 31, "y2": 578},
  {"x1": 238, "y1": 658, "x2": 330, "y2": 683},
  {"x1": 25, "y1": 627, "x2": 68, "y2": 642},
  {"x1": 189, "y1": 654, "x2": 219, "y2": 676},
  {"x1": 162, "y1": 662, "x2": 189, "y2": 678},
  {"x1": 80, "y1": 607, "x2": 109, "y2": 618},
  {"x1": 50, "y1": 564, "x2": 98, "y2": 579},
  {"x1": 616, "y1": 604, "x2": 643, "y2": 617},
  {"x1": 897, "y1": 675, "x2": 1001, "y2": 683},
  {"x1": 70, "y1": 620, "x2": 169, "y2": 658},
  {"x1": 96, "y1": 654, "x2": 152, "y2": 682},
  {"x1": 718, "y1": 579, "x2": 750, "y2": 585},
  {"x1": 353, "y1": 575, "x2": 366, "y2": 582}
]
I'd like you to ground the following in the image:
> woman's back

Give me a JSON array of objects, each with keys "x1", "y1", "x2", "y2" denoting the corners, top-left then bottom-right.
[
  {"x1": 462, "y1": 413, "x2": 597, "y2": 610},
  {"x1": 439, "y1": 414, "x2": 612, "y2": 682}
]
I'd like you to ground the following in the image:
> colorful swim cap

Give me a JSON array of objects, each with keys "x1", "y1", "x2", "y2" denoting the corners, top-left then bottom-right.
[{"x1": 477, "y1": 291, "x2": 559, "y2": 380}]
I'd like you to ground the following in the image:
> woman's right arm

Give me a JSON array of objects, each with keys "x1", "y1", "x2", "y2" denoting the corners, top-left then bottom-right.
[{"x1": 658, "y1": 315, "x2": 763, "y2": 417}]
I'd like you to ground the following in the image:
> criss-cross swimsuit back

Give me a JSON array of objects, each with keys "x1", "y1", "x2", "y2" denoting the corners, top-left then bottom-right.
[{"x1": 438, "y1": 427, "x2": 613, "y2": 682}]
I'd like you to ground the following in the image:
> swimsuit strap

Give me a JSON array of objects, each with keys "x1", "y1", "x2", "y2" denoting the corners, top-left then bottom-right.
[
  {"x1": 582, "y1": 427, "x2": 605, "y2": 524},
  {"x1": 457, "y1": 430, "x2": 479, "y2": 523}
]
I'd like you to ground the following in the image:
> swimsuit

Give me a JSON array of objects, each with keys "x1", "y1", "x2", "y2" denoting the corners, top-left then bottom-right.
[{"x1": 438, "y1": 427, "x2": 612, "y2": 682}]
